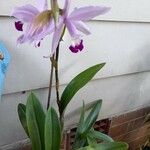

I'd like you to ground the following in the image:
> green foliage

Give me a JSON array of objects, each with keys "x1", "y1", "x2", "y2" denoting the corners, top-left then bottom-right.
[
  {"x1": 76, "y1": 142, "x2": 129, "y2": 150},
  {"x1": 45, "y1": 107, "x2": 61, "y2": 150},
  {"x1": 18, "y1": 103, "x2": 29, "y2": 137},
  {"x1": 81, "y1": 100, "x2": 102, "y2": 135},
  {"x1": 18, "y1": 93, "x2": 61, "y2": 150},
  {"x1": 72, "y1": 100, "x2": 103, "y2": 149},
  {"x1": 18, "y1": 93, "x2": 128, "y2": 150},
  {"x1": 18, "y1": 64, "x2": 129, "y2": 150},
  {"x1": 72, "y1": 100, "x2": 124, "y2": 150},
  {"x1": 26, "y1": 92, "x2": 45, "y2": 150},
  {"x1": 60, "y1": 63, "x2": 106, "y2": 114},
  {"x1": 89, "y1": 129, "x2": 114, "y2": 143}
]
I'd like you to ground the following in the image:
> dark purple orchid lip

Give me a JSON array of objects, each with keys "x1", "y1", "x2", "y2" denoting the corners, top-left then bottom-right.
[
  {"x1": 37, "y1": 42, "x2": 41, "y2": 47},
  {"x1": 15, "y1": 21, "x2": 23, "y2": 31},
  {"x1": 69, "y1": 40, "x2": 84, "y2": 53}
]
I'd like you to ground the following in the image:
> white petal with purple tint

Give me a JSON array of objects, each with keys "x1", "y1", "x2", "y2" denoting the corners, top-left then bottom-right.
[
  {"x1": 69, "y1": 6, "x2": 111, "y2": 21},
  {"x1": 12, "y1": 4, "x2": 39, "y2": 22},
  {"x1": 73, "y1": 21, "x2": 91, "y2": 35},
  {"x1": 35, "y1": 20, "x2": 55, "y2": 41},
  {"x1": 63, "y1": 0, "x2": 71, "y2": 17},
  {"x1": 36, "y1": 0, "x2": 48, "y2": 11},
  {"x1": 65, "y1": 19, "x2": 80, "y2": 39},
  {"x1": 17, "y1": 35, "x2": 25, "y2": 44},
  {"x1": 52, "y1": 20, "x2": 64, "y2": 54}
]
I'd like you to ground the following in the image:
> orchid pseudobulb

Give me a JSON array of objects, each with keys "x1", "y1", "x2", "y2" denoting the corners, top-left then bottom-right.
[{"x1": 12, "y1": 0, "x2": 110, "y2": 55}]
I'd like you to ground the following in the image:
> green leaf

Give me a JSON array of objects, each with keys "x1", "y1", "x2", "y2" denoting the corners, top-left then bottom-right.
[
  {"x1": 26, "y1": 92, "x2": 45, "y2": 150},
  {"x1": 77, "y1": 142, "x2": 129, "y2": 150},
  {"x1": 73, "y1": 100, "x2": 102, "y2": 150},
  {"x1": 45, "y1": 107, "x2": 61, "y2": 150},
  {"x1": 60, "y1": 63, "x2": 105, "y2": 114},
  {"x1": 89, "y1": 129, "x2": 114, "y2": 142},
  {"x1": 18, "y1": 103, "x2": 29, "y2": 137},
  {"x1": 77, "y1": 101, "x2": 85, "y2": 134},
  {"x1": 72, "y1": 102, "x2": 86, "y2": 150},
  {"x1": 73, "y1": 138, "x2": 87, "y2": 150},
  {"x1": 87, "y1": 134, "x2": 97, "y2": 146},
  {"x1": 81, "y1": 100, "x2": 102, "y2": 134},
  {"x1": 66, "y1": 100, "x2": 101, "y2": 121}
]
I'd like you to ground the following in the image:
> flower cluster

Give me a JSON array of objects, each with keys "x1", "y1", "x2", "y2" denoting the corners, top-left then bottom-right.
[{"x1": 12, "y1": 0, "x2": 110, "y2": 55}]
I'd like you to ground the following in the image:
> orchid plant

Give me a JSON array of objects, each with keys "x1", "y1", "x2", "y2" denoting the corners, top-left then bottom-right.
[{"x1": 11, "y1": 0, "x2": 128, "y2": 150}]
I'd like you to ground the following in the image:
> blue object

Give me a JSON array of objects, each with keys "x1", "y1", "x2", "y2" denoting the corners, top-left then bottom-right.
[{"x1": 0, "y1": 42, "x2": 10, "y2": 99}]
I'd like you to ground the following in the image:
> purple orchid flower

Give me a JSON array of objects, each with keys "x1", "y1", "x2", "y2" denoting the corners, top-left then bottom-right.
[
  {"x1": 51, "y1": 0, "x2": 110, "y2": 54},
  {"x1": 12, "y1": 0, "x2": 110, "y2": 54},
  {"x1": 12, "y1": 0, "x2": 54, "y2": 47}
]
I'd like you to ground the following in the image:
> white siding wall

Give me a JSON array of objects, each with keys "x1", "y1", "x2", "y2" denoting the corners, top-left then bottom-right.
[{"x1": 0, "y1": 0, "x2": 150, "y2": 147}]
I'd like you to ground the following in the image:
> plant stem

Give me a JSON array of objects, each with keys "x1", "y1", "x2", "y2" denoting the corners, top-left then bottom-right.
[
  {"x1": 47, "y1": 55, "x2": 54, "y2": 110},
  {"x1": 54, "y1": 43, "x2": 65, "y2": 130},
  {"x1": 55, "y1": 44, "x2": 60, "y2": 107}
]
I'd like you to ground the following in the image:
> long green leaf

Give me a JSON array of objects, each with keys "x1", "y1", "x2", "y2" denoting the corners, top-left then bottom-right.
[
  {"x1": 18, "y1": 103, "x2": 29, "y2": 137},
  {"x1": 66, "y1": 100, "x2": 101, "y2": 121},
  {"x1": 60, "y1": 63, "x2": 105, "y2": 114},
  {"x1": 81, "y1": 100, "x2": 102, "y2": 134},
  {"x1": 77, "y1": 142, "x2": 129, "y2": 150},
  {"x1": 45, "y1": 107, "x2": 61, "y2": 150},
  {"x1": 26, "y1": 92, "x2": 45, "y2": 150},
  {"x1": 89, "y1": 129, "x2": 114, "y2": 142},
  {"x1": 77, "y1": 101, "x2": 85, "y2": 134},
  {"x1": 72, "y1": 102, "x2": 86, "y2": 150},
  {"x1": 73, "y1": 100, "x2": 102, "y2": 150},
  {"x1": 87, "y1": 134, "x2": 97, "y2": 146}
]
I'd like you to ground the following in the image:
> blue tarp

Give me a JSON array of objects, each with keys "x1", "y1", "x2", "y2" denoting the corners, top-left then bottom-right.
[{"x1": 0, "y1": 42, "x2": 10, "y2": 99}]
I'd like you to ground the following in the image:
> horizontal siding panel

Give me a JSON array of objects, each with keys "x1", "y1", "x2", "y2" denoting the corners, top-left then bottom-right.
[
  {"x1": 2, "y1": 18, "x2": 150, "y2": 94},
  {"x1": 1, "y1": 0, "x2": 150, "y2": 22}
]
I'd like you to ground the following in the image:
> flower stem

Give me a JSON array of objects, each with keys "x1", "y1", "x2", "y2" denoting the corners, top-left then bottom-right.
[
  {"x1": 54, "y1": 43, "x2": 65, "y2": 130},
  {"x1": 55, "y1": 44, "x2": 60, "y2": 106},
  {"x1": 47, "y1": 55, "x2": 55, "y2": 110}
]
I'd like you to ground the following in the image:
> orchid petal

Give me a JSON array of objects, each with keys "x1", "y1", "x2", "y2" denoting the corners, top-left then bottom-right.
[
  {"x1": 51, "y1": 20, "x2": 64, "y2": 54},
  {"x1": 12, "y1": 4, "x2": 39, "y2": 22},
  {"x1": 17, "y1": 19, "x2": 55, "y2": 46},
  {"x1": 73, "y1": 21, "x2": 91, "y2": 35},
  {"x1": 17, "y1": 35, "x2": 26, "y2": 44},
  {"x1": 36, "y1": 0, "x2": 48, "y2": 11},
  {"x1": 69, "y1": 6, "x2": 110, "y2": 21},
  {"x1": 63, "y1": 0, "x2": 71, "y2": 17},
  {"x1": 65, "y1": 19, "x2": 80, "y2": 39},
  {"x1": 35, "y1": 20, "x2": 55, "y2": 41},
  {"x1": 17, "y1": 31, "x2": 34, "y2": 44}
]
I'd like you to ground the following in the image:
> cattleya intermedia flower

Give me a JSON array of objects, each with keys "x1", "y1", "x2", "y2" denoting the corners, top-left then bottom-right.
[{"x1": 12, "y1": 0, "x2": 110, "y2": 54}]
